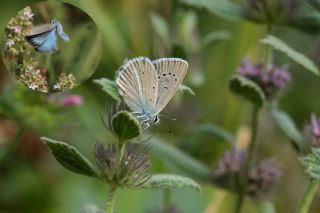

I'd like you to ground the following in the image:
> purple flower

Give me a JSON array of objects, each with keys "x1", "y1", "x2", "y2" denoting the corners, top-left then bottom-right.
[
  {"x1": 60, "y1": 95, "x2": 83, "y2": 106},
  {"x1": 237, "y1": 59, "x2": 291, "y2": 99},
  {"x1": 311, "y1": 113, "x2": 320, "y2": 143}
]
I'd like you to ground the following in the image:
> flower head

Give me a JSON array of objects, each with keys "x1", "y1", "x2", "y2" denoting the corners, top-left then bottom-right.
[
  {"x1": 60, "y1": 95, "x2": 83, "y2": 106},
  {"x1": 94, "y1": 143, "x2": 150, "y2": 188},
  {"x1": 247, "y1": 160, "x2": 282, "y2": 197},
  {"x1": 237, "y1": 59, "x2": 291, "y2": 99}
]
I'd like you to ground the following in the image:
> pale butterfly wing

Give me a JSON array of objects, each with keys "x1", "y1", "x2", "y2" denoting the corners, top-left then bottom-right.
[
  {"x1": 152, "y1": 58, "x2": 188, "y2": 114},
  {"x1": 116, "y1": 57, "x2": 158, "y2": 114}
]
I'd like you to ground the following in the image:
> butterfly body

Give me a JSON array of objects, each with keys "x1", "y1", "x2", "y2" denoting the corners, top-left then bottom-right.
[
  {"x1": 116, "y1": 57, "x2": 188, "y2": 128},
  {"x1": 25, "y1": 19, "x2": 69, "y2": 54}
]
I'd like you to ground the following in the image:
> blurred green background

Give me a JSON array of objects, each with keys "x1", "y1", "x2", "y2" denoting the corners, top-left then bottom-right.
[{"x1": 0, "y1": 0, "x2": 320, "y2": 212}]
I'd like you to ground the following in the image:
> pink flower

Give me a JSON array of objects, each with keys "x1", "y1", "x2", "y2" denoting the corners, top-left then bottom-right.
[
  {"x1": 60, "y1": 95, "x2": 83, "y2": 106},
  {"x1": 311, "y1": 113, "x2": 320, "y2": 141}
]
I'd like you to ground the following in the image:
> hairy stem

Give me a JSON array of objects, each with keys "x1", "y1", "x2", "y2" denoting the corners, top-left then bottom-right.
[
  {"x1": 235, "y1": 106, "x2": 260, "y2": 213},
  {"x1": 163, "y1": 189, "x2": 172, "y2": 213},
  {"x1": 264, "y1": 24, "x2": 274, "y2": 72},
  {"x1": 297, "y1": 180, "x2": 318, "y2": 213},
  {"x1": 105, "y1": 186, "x2": 117, "y2": 213}
]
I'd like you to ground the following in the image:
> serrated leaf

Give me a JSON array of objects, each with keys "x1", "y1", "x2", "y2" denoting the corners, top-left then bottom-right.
[
  {"x1": 261, "y1": 35, "x2": 320, "y2": 76},
  {"x1": 271, "y1": 108, "x2": 304, "y2": 151},
  {"x1": 41, "y1": 137, "x2": 97, "y2": 177},
  {"x1": 229, "y1": 75, "x2": 266, "y2": 107},
  {"x1": 179, "y1": 0, "x2": 243, "y2": 21},
  {"x1": 111, "y1": 111, "x2": 141, "y2": 140},
  {"x1": 194, "y1": 124, "x2": 235, "y2": 144},
  {"x1": 150, "y1": 13, "x2": 170, "y2": 49},
  {"x1": 178, "y1": 84, "x2": 195, "y2": 96},
  {"x1": 200, "y1": 31, "x2": 231, "y2": 49},
  {"x1": 93, "y1": 78, "x2": 120, "y2": 101},
  {"x1": 142, "y1": 174, "x2": 201, "y2": 191},
  {"x1": 300, "y1": 148, "x2": 320, "y2": 180}
]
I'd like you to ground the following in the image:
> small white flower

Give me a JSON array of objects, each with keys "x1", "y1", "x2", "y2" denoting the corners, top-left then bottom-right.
[
  {"x1": 22, "y1": 10, "x2": 34, "y2": 20},
  {"x1": 29, "y1": 83, "x2": 38, "y2": 90},
  {"x1": 13, "y1": 26, "x2": 21, "y2": 34},
  {"x1": 53, "y1": 83, "x2": 61, "y2": 90},
  {"x1": 6, "y1": 39, "x2": 14, "y2": 48}
]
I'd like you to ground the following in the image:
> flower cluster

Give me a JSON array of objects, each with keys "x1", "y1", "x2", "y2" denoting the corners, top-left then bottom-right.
[
  {"x1": 4, "y1": 6, "x2": 34, "y2": 57},
  {"x1": 93, "y1": 143, "x2": 150, "y2": 188},
  {"x1": 53, "y1": 73, "x2": 78, "y2": 91},
  {"x1": 212, "y1": 147, "x2": 282, "y2": 197},
  {"x1": 237, "y1": 59, "x2": 291, "y2": 99},
  {"x1": 18, "y1": 62, "x2": 48, "y2": 93}
]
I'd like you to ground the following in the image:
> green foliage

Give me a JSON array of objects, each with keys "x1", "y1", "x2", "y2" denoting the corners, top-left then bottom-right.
[
  {"x1": 256, "y1": 201, "x2": 276, "y2": 213},
  {"x1": 229, "y1": 75, "x2": 266, "y2": 108},
  {"x1": 261, "y1": 35, "x2": 320, "y2": 76},
  {"x1": 194, "y1": 124, "x2": 236, "y2": 144},
  {"x1": 93, "y1": 78, "x2": 120, "y2": 101},
  {"x1": 200, "y1": 31, "x2": 232, "y2": 49},
  {"x1": 271, "y1": 107, "x2": 304, "y2": 151},
  {"x1": 179, "y1": 0, "x2": 243, "y2": 21},
  {"x1": 147, "y1": 137, "x2": 211, "y2": 181},
  {"x1": 41, "y1": 137, "x2": 98, "y2": 177},
  {"x1": 178, "y1": 84, "x2": 195, "y2": 96},
  {"x1": 111, "y1": 111, "x2": 141, "y2": 140},
  {"x1": 150, "y1": 13, "x2": 170, "y2": 49},
  {"x1": 300, "y1": 148, "x2": 320, "y2": 180},
  {"x1": 142, "y1": 174, "x2": 201, "y2": 192}
]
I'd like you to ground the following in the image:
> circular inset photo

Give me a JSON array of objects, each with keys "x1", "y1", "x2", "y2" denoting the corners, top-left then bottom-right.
[{"x1": 1, "y1": 1, "x2": 102, "y2": 93}]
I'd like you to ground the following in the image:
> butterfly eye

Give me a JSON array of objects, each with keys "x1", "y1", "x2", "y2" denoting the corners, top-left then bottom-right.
[{"x1": 154, "y1": 116, "x2": 160, "y2": 125}]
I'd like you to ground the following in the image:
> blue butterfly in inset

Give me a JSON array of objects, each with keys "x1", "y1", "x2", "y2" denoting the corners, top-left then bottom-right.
[{"x1": 25, "y1": 19, "x2": 70, "y2": 54}]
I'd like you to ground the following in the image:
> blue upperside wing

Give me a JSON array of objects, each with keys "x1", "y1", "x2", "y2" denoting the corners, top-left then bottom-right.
[
  {"x1": 25, "y1": 28, "x2": 54, "y2": 47},
  {"x1": 35, "y1": 30, "x2": 58, "y2": 54}
]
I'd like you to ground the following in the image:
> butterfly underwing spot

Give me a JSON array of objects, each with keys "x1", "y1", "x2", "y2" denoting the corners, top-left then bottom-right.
[{"x1": 164, "y1": 86, "x2": 168, "y2": 90}]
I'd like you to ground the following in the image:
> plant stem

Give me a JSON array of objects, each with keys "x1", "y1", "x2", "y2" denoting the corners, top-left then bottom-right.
[
  {"x1": 235, "y1": 106, "x2": 260, "y2": 213},
  {"x1": 264, "y1": 24, "x2": 274, "y2": 72},
  {"x1": 163, "y1": 189, "x2": 172, "y2": 213},
  {"x1": 105, "y1": 186, "x2": 117, "y2": 213},
  {"x1": 297, "y1": 179, "x2": 318, "y2": 213}
]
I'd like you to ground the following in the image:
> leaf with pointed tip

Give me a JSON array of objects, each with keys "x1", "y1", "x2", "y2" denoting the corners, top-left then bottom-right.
[
  {"x1": 178, "y1": 84, "x2": 195, "y2": 96},
  {"x1": 150, "y1": 13, "x2": 170, "y2": 49},
  {"x1": 271, "y1": 107, "x2": 304, "y2": 151},
  {"x1": 112, "y1": 111, "x2": 141, "y2": 140},
  {"x1": 261, "y1": 35, "x2": 320, "y2": 76},
  {"x1": 179, "y1": 0, "x2": 243, "y2": 21},
  {"x1": 194, "y1": 124, "x2": 235, "y2": 144},
  {"x1": 41, "y1": 137, "x2": 97, "y2": 177},
  {"x1": 300, "y1": 148, "x2": 320, "y2": 180},
  {"x1": 93, "y1": 78, "x2": 121, "y2": 101},
  {"x1": 142, "y1": 174, "x2": 201, "y2": 192},
  {"x1": 200, "y1": 31, "x2": 231, "y2": 49},
  {"x1": 229, "y1": 75, "x2": 266, "y2": 107}
]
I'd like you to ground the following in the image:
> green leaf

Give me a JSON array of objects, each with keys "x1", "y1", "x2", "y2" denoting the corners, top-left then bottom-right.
[
  {"x1": 271, "y1": 107, "x2": 304, "y2": 151},
  {"x1": 147, "y1": 137, "x2": 211, "y2": 181},
  {"x1": 111, "y1": 111, "x2": 141, "y2": 140},
  {"x1": 178, "y1": 84, "x2": 195, "y2": 96},
  {"x1": 142, "y1": 174, "x2": 201, "y2": 191},
  {"x1": 81, "y1": 204, "x2": 102, "y2": 213},
  {"x1": 93, "y1": 78, "x2": 120, "y2": 101},
  {"x1": 256, "y1": 201, "x2": 276, "y2": 213},
  {"x1": 194, "y1": 124, "x2": 235, "y2": 144},
  {"x1": 291, "y1": 11, "x2": 320, "y2": 34},
  {"x1": 150, "y1": 13, "x2": 170, "y2": 49},
  {"x1": 179, "y1": 0, "x2": 243, "y2": 21},
  {"x1": 200, "y1": 31, "x2": 232, "y2": 49},
  {"x1": 41, "y1": 137, "x2": 97, "y2": 177},
  {"x1": 300, "y1": 148, "x2": 320, "y2": 180},
  {"x1": 261, "y1": 35, "x2": 320, "y2": 76},
  {"x1": 229, "y1": 75, "x2": 266, "y2": 107}
]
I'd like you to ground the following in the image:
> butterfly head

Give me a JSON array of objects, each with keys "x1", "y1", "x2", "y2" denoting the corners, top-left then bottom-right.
[{"x1": 153, "y1": 115, "x2": 161, "y2": 125}]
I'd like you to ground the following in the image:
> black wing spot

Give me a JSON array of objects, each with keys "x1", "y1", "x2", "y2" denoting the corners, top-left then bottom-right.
[
  {"x1": 158, "y1": 76, "x2": 161, "y2": 79},
  {"x1": 173, "y1": 74, "x2": 176, "y2": 77},
  {"x1": 175, "y1": 79, "x2": 177, "y2": 81},
  {"x1": 169, "y1": 72, "x2": 171, "y2": 75},
  {"x1": 164, "y1": 86, "x2": 168, "y2": 90},
  {"x1": 152, "y1": 86, "x2": 155, "y2": 89},
  {"x1": 163, "y1": 73, "x2": 166, "y2": 76}
]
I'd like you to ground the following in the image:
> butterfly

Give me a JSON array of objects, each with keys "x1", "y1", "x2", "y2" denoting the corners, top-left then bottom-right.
[
  {"x1": 116, "y1": 57, "x2": 188, "y2": 128},
  {"x1": 25, "y1": 19, "x2": 69, "y2": 54}
]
